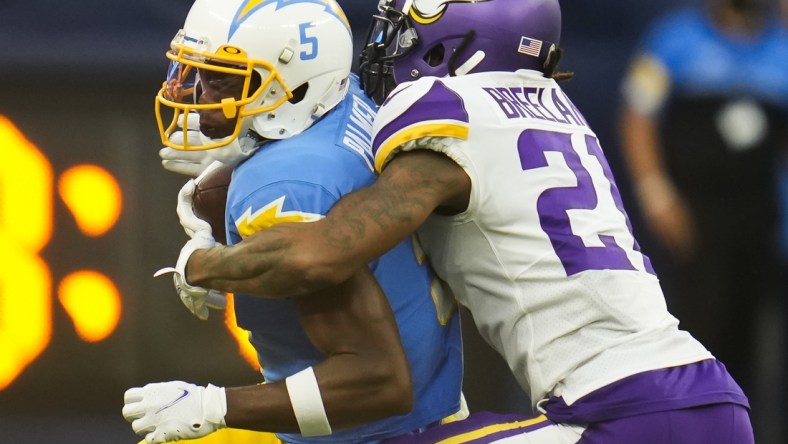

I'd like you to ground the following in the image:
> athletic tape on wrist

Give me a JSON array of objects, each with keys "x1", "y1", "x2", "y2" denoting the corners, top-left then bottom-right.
[{"x1": 286, "y1": 367, "x2": 332, "y2": 436}]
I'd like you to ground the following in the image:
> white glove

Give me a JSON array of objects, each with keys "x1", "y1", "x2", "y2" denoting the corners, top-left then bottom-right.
[
  {"x1": 160, "y1": 112, "x2": 216, "y2": 177},
  {"x1": 176, "y1": 160, "x2": 224, "y2": 238},
  {"x1": 154, "y1": 230, "x2": 227, "y2": 320},
  {"x1": 123, "y1": 381, "x2": 227, "y2": 444}
]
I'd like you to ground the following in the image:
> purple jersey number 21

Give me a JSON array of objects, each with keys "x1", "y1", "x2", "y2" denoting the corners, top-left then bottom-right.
[{"x1": 518, "y1": 129, "x2": 654, "y2": 276}]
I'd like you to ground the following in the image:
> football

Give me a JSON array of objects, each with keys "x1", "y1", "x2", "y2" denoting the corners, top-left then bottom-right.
[{"x1": 192, "y1": 164, "x2": 233, "y2": 245}]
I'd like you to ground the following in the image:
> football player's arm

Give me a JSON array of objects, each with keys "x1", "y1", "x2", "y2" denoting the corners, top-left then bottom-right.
[
  {"x1": 185, "y1": 149, "x2": 470, "y2": 297},
  {"x1": 619, "y1": 53, "x2": 696, "y2": 260},
  {"x1": 124, "y1": 266, "x2": 413, "y2": 439},
  {"x1": 224, "y1": 266, "x2": 413, "y2": 432}
]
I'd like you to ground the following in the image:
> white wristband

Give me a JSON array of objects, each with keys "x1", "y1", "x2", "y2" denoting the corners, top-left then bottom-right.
[{"x1": 286, "y1": 367, "x2": 332, "y2": 436}]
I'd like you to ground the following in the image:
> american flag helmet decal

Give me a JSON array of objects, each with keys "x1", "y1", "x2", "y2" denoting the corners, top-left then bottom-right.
[{"x1": 518, "y1": 37, "x2": 543, "y2": 57}]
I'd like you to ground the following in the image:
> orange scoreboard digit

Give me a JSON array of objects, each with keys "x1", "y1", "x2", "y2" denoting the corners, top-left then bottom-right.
[
  {"x1": 0, "y1": 116, "x2": 258, "y2": 391},
  {"x1": 0, "y1": 116, "x2": 123, "y2": 389}
]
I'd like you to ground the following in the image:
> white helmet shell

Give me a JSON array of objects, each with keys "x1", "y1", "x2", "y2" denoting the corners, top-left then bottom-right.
[{"x1": 158, "y1": 0, "x2": 353, "y2": 154}]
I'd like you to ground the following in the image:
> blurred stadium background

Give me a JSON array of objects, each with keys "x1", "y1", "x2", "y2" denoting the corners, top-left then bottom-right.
[{"x1": 0, "y1": 0, "x2": 784, "y2": 442}]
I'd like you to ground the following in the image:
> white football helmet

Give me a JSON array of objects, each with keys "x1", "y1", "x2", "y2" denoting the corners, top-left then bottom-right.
[{"x1": 155, "y1": 0, "x2": 353, "y2": 160}]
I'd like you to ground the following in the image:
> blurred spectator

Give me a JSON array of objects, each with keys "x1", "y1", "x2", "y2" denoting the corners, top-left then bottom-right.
[
  {"x1": 779, "y1": 0, "x2": 788, "y2": 269},
  {"x1": 619, "y1": 0, "x2": 788, "y2": 403}
]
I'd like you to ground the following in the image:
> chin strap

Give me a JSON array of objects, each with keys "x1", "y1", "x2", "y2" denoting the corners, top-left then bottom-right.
[{"x1": 198, "y1": 131, "x2": 265, "y2": 166}]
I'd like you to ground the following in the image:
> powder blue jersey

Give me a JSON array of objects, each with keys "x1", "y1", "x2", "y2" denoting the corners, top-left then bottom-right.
[
  {"x1": 630, "y1": 6, "x2": 788, "y2": 257},
  {"x1": 225, "y1": 75, "x2": 463, "y2": 444},
  {"x1": 625, "y1": 5, "x2": 788, "y2": 115}
]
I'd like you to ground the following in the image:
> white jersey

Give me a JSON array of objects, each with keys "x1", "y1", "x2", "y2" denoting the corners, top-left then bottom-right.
[{"x1": 371, "y1": 70, "x2": 713, "y2": 406}]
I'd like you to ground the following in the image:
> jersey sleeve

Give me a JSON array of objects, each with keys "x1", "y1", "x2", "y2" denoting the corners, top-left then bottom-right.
[
  {"x1": 620, "y1": 11, "x2": 687, "y2": 117},
  {"x1": 226, "y1": 180, "x2": 331, "y2": 244},
  {"x1": 621, "y1": 8, "x2": 697, "y2": 117},
  {"x1": 372, "y1": 78, "x2": 471, "y2": 173}
]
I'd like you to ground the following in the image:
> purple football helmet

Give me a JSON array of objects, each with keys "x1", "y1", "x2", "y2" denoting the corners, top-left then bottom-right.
[{"x1": 359, "y1": 0, "x2": 562, "y2": 103}]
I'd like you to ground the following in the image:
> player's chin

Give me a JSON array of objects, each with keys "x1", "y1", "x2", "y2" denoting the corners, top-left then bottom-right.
[{"x1": 199, "y1": 113, "x2": 235, "y2": 139}]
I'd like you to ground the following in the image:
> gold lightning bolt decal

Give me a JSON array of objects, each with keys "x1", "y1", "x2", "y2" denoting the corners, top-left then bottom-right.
[{"x1": 234, "y1": 196, "x2": 323, "y2": 238}]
